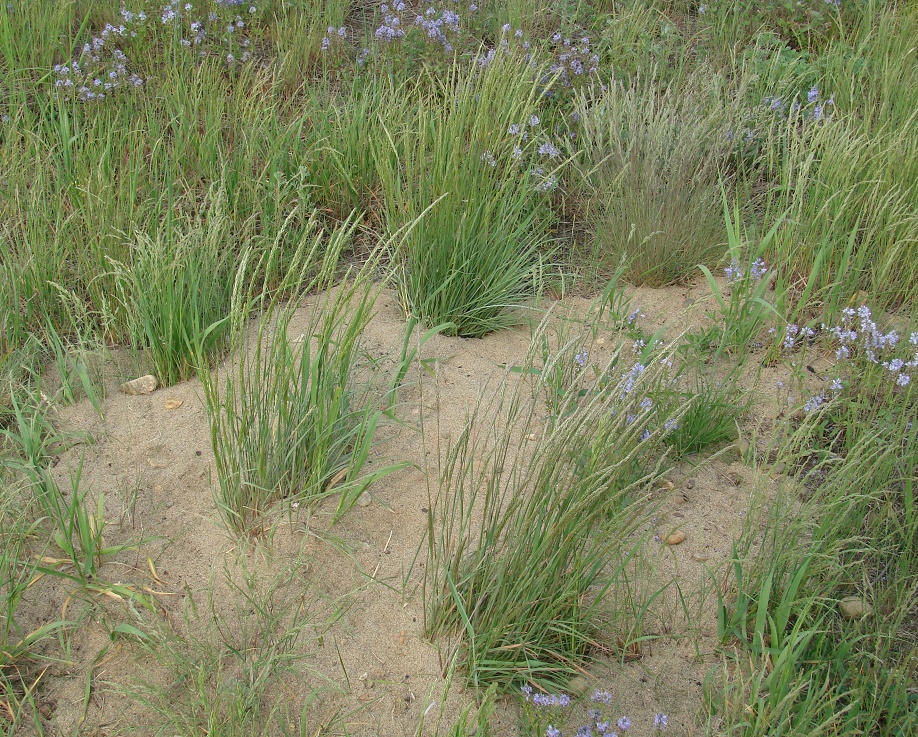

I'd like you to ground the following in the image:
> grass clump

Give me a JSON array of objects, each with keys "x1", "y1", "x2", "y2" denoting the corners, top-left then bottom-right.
[
  {"x1": 128, "y1": 549, "x2": 345, "y2": 737},
  {"x1": 709, "y1": 341, "x2": 918, "y2": 733},
  {"x1": 112, "y1": 184, "x2": 237, "y2": 387},
  {"x1": 661, "y1": 366, "x2": 748, "y2": 459},
  {"x1": 424, "y1": 325, "x2": 683, "y2": 692},
  {"x1": 201, "y1": 213, "x2": 405, "y2": 536},
  {"x1": 0, "y1": 469, "x2": 69, "y2": 734},
  {"x1": 759, "y1": 106, "x2": 918, "y2": 312},
  {"x1": 572, "y1": 68, "x2": 743, "y2": 286},
  {"x1": 376, "y1": 55, "x2": 557, "y2": 337}
]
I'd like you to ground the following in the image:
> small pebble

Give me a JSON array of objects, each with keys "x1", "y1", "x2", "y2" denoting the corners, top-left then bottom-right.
[
  {"x1": 164, "y1": 398, "x2": 183, "y2": 410},
  {"x1": 770, "y1": 461, "x2": 788, "y2": 481},
  {"x1": 120, "y1": 375, "x2": 158, "y2": 395},
  {"x1": 356, "y1": 491, "x2": 372, "y2": 507},
  {"x1": 838, "y1": 597, "x2": 873, "y2": 620},
  {"x1": 665, "y1": 531, "x2": 687, "y2": 545}
]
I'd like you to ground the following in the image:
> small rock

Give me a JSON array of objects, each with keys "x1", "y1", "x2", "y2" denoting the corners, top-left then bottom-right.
[
  {"x1": 120, "y1": 375, "x2": 158, "y2": 395},
  {"x1": 356, "y1": 491, "x2": 372, "y2": 508},
  {"x1": 726, "y1": 471, "x2": 743, "y2": 487},
  {"x1": 685, "y1": 479, "x2": 695, "y2": 490},
  {"x1": 673, "y1": 492, "x2": 689, "y2": 506},
  {"x1": 654, "y1": 477, "x2": 675, "y2": 490},
  {"x1": 665, "y1": 531, "x2": 687, "y2": 546},
  {"x1": 527, "y1": 433, "x2": 537, "y2": 441},
  {"x1": 691, "y1": 553, "x2": 710, "y2": 562},
  {"x1": 770, "y1": 461, "x2": 788, "y2": 481},
  {"x1": 567, "y1": 675, "x2": 590, "y2": 696},
  {"x1": 164, "y1": 398, "x2": 183, "y2": 410},
  {"x1": 838, "y1": 597, "x2": 873, "y2": 620},
  {"x1": 682, "y1": 297, "x2": 696, "y2": 308}
]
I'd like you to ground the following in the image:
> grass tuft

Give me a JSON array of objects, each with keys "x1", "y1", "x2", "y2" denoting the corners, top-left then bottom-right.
[
  {"x1": 377, "y1": 54, "x2": 556, "y2": 337},
  {"x1": 425, "y1": 320, "x2": 683, "y2": 692}
]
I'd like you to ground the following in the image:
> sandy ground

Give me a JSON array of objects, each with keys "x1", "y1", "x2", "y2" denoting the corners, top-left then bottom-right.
[{"x1": 16, "y1": 280, "x2": 797, "y2": 736}]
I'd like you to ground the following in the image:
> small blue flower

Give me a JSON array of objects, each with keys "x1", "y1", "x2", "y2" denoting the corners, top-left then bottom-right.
[
  {"x1": 533, "y1": 693, "x2": 571, "y2": 708},
  {"x1": 538, "y1": 141, "x2": 561, "y2": 158},
  {"x1": 724, "y1": 259, "x2": 742, "y2": 282},
  {"x1": 653, "y1": 713, "x2": 668, "y2": 730},
  {"x1": 803, "y1": 394, "x2": 825, "y2": 413},
  {"x1": 807, "y1": 85, "x2": 819, "y2": 103},
  {"x1": 618, "y1": 716, "x2": 632, "y2": 731},
  {"x1": 536, "y1": 176, "x2": 557, "y2": 192}
]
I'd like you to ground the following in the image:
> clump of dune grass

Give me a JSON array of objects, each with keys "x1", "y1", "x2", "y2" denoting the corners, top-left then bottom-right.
[
  {"x1": 200, "y1": 212, "x2": 407, "y2": 536},
  {"x1": 376, "y1": 54, "x2": 557, "y2": 337},
  {"x1": 111, "y1": 184, "x2": 237, "y2": 387},
  {"x1": 708, "y1": 316, "x2": 918, "y2": 734},
  {"x1": 571, "y1": 67, "x2": 744, "y2": 286},
  {"x1": 126, "y1": 547, "x2": 346, "y2": 736},
  {"x1": 424, "y1": 319, "x2": 686, "y2": 692}
]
